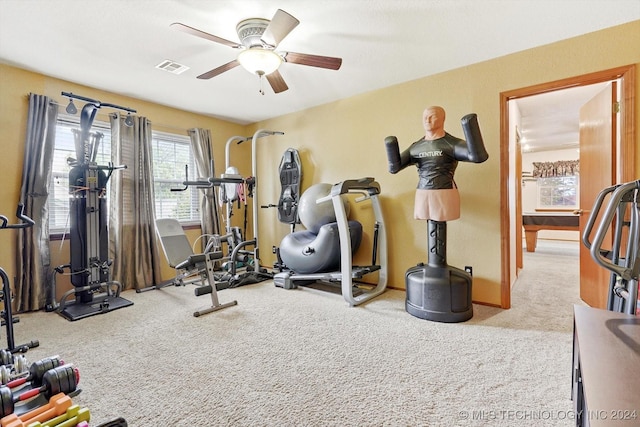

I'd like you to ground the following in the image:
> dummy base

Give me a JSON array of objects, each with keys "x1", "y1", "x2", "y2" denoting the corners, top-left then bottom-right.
[{"x1": 405, "y1": 263, "x2": 473, "y2": 323}]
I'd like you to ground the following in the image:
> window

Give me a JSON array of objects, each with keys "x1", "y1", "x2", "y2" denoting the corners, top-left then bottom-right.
[
  {"x1": 537, "y1": 176, "x2": 579, "y2": 209},
  {"x1": 50, "y1": 117, "x2": 200, "y2": 234},
  {"x1": 151, "y1": 131, "x2": 200, "y2": 223}
]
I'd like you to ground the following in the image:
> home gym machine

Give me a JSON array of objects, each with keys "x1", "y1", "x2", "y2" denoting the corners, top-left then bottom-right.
[
  {"x1": 0, "y1": 204, "x2": 39, "y2": 354},
  {"x1": 143, "y1": 129, "x2": 284, "y2": 311},
  {"x1": 206, "y1": 129, "x2": 285, "y2": 286},
  {"x1": 274, "y1": 177, "x2": 388, "y2": 306},
  {"x1": 226, "y1": 129, "x2": 284, "y2": 277},
  {"x1": 51, "y1": 92, "x2": 134, "y2": 321},
  {"x1": 582, "y1": 179, "x2": 640, "y2": 315}
]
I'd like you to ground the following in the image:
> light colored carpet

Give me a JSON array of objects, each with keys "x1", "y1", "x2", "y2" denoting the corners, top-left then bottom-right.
[{"x1": 13, "y1": 240, "x2": 583, "y2": 426}]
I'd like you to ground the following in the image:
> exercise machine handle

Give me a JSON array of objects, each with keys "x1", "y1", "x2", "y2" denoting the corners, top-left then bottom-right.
[
  {"x1": 588, "y1": 180, "x2": 640, "y2": 281},
  {"x1": 0, "y1": 204, "x2": 35, "y2": 230},
  {"x1": 171, "y1": 164, "x2": 246, "y2": 192},
  {"x1": 582, "y1": 184, "x2": 619, "y2": 250}
]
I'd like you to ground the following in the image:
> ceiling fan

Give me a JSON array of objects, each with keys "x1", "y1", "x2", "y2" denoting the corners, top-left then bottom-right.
[{"x1": 171, "y1": 9, "x2": 342, "y2": 94}]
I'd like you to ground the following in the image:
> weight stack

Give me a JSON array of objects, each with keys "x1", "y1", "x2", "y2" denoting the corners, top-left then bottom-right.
[{"x1": 405, "y1": 220, "x2": 473, "y2": 323}]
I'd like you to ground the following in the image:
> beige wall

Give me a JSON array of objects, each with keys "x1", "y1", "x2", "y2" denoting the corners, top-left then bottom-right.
[
  {"x1": 0, "y1": 65, "x2": 247, "y2": 298},
  {"x1": 1, "y1": 20, "x2": 638, "y2": 307},
  {"x1": 250, "y1": 20, "x2": 640, "y2": 305}
]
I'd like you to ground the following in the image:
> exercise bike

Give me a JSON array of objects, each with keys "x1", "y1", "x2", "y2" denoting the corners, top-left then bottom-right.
[{"x1": 0, "y1": 204, "x2": 39, "y2": 353}]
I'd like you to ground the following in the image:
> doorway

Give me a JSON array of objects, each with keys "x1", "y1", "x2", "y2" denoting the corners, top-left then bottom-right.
[{"x1": 499, "y1": 65, "x2": 636, "y2": 309}]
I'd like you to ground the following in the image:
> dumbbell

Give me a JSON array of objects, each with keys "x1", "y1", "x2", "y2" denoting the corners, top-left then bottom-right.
[
  {"x1": 0, "y1": 365, "x2": 79, "y2": 417},
  {"x1": 29, "y1": 405, "x2": 89, "y2": 427},
  {"x1": 0, "y1": 393, "x2": 72, "y2": 427},
  {"x1": 0, "y1": 356, "x2": 62, "y2": 386},
  {"x1": 6, "y1": 402, "x2": 90, "y2": 427},
  {"x1": 0, "y1": 351, "x2": 28, "y2": 381},
  {"x1": 0, "y1": 351, "x2": 26, "y2": 369},
  {"x1": 0, "y1": 359, "x2": 28, "y2": 386}
]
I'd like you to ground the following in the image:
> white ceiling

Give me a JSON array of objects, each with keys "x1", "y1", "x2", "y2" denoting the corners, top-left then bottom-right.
[
  {"x1": 1, "y1": 0, "x2": 638, "y2": 151},
  {"x1": 514, "y1": 82, "x2": 612, "y2": 153}
]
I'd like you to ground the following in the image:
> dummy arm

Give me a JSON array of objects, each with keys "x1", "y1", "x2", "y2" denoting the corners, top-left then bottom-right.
[
  {"x1": 457, "y1": 114, "x2": 489, "y2": 163},
  {"x1": 384, "y1": 136, "x2": 412, "y2": 174}
]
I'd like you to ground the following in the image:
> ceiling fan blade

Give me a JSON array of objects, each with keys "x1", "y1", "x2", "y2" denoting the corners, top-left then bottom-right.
[
  {"x1": 266, "y1": 70, "x2": 289, "y2": 93},
  {"x1": 197, "y1": 60, "x2": 240, "y2": 79},
  {"x1": 261, "y1": 9, "x2": 300, "y2": 47},
  {"x1": 282, "y1": 52, "x2": 342, "y2": 70},
  {"x1": 171, "y1": 23, "x2": 241, "y2": 49}
]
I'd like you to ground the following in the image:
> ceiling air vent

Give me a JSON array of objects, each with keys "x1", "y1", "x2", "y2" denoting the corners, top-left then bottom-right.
[{"x1": 155, "y1": 60, "x2": 190, "y2": 75}]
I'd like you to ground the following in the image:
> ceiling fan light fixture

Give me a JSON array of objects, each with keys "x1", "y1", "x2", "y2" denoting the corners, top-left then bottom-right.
[{"x1": 238, "y1": 48, "x2": 282, "y2": 75}]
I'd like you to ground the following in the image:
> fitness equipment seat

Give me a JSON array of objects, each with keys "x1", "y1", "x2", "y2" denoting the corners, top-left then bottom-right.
[
  {"x1": 275, "y1": 178, "x2": 388, "y2": 306},
  {"x1": 583, "y1": 179, "x2": 640, "y2": 315},
  {"x1": 155, "y1": 218, "x2": 237, "y2": 317}
]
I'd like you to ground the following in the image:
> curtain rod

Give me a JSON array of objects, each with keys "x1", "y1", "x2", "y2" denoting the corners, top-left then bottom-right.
[
  {"x1": 26, "y1": 93, "x2": 192, "y2": 135},
  {"x1": 61, "y1": 91, "x2": 136, "y2": 114}
]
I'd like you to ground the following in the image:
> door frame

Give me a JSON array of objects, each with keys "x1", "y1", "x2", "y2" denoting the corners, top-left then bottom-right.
[{"x1": 499, "y1": 65, "x2": 636, "y2": 309}]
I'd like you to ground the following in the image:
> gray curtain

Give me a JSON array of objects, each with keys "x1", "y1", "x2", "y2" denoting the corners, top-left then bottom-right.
[
  {"x1": 109, "y1": 113, "x2": 162, "y2": 290},
  {"x1": 189, "y1": 128, "x2": 220, "y2": 248},
  {"x1": 16, "y1": 94, "x2": 58, "y2": 311}
]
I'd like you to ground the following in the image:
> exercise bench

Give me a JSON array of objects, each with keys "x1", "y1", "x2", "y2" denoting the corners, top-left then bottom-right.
[{"x1": 148, "y1": 218, "x2": 237, "y2": 317}]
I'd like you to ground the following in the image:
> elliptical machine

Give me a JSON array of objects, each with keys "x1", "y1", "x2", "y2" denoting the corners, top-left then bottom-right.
[{"x1": 50, "y1": 93, "x2": 134, "y2": 321}]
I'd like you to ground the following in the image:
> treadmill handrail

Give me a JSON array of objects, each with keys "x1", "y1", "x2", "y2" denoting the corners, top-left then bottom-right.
[{"x1": 330, "y1": 177, "x2": 381, "y2": 197}]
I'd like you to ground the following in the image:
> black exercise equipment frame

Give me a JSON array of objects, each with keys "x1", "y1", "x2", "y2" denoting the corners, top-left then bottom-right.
[
  {"x1": 583, "y1": 179, "x2": 640, "y2": 315},
  {"x1": 0, "y1": 204, "x2": 39, "y2": 353},
  {"x1": 49, "y1": 92, "x2": 135, "y2": 321}
]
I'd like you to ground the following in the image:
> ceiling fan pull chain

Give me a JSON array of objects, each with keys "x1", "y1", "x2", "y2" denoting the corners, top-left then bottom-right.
[{"x1": 258, "y1": 73, "x2": 265, "y2": 95}]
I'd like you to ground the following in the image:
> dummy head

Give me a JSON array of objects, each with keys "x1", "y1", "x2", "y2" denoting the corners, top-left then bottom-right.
[{"x1": 422, "y1": 106, "x2": 446, "y2": 139}]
